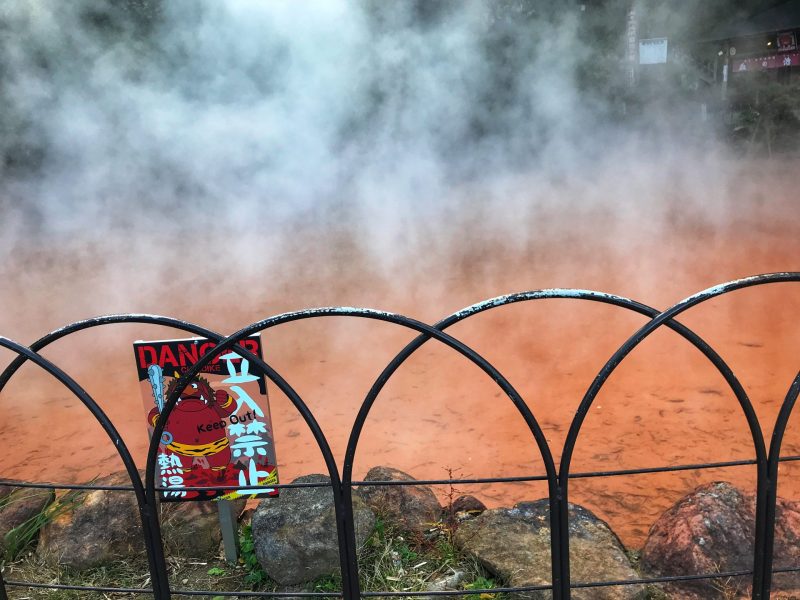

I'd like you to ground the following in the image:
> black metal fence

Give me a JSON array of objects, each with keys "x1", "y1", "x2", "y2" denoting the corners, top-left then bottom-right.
[{"x1": 1, "y1": 272, "x2": 799, "y2": 599}]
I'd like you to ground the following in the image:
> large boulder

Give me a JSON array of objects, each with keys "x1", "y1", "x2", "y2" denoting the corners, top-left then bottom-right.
[
  {"x1": 0, "y1": 486, "x2": 55, "y2": 557},
  {"x1": 454, "y1": 499, "x2": 645, "y2": 600},
  {"x1": 358, "y1": 466, "x2": 442, "y2": 536},
  {"x1": 160, "y1": 497, "x2": 247, "y2": 558},
  {"x1": 251, "y1": 474, "x2": 375, "y2": 585},
  {"x1": 37, "y1": 471, "x2": 144, "y2": 570},
  {"x1": 642, "y1": 481, "x2": 800, "y2": 599}
]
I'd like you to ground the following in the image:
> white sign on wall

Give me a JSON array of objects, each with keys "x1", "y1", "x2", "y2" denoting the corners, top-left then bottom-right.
[{"x1": 639, "y1": 38, "x2": 668, "y2": 65}]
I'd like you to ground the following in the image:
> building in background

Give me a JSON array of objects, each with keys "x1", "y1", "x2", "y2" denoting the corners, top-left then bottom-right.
[
  {"x1": 702, "y1": 0, "x2": 800, "y2": 87},
  {"x1": 696, "y1": 0, "x2": 800, "y2": 152}
]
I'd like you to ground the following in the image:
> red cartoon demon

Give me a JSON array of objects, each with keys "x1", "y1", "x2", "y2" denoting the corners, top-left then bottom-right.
[{"x1": 148, "y1": 375, "x2": 236, "y2": 482}]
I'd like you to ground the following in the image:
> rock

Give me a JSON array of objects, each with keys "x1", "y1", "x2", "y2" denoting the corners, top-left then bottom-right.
[
  {"x1": 642, "y1": 481, "x2": 753, "y2": 599},
  {"x1": 0, "y1": 487, "x2": 55, "y2": 556},
  {"x1": 358, "y1": 466, "x2": 442, "y2": 536},
  {"x1": 451, "y1": 495, "x2": 486, "y2": 515},
  {"x1": 426, "y1": 569, "x2": 465, "y2": 591},
  {"x1": 454, "y1": 499, "x2": 645, "y2": 600},
  {"x1": 160, "y1": 497, "x2": 246, "y2": 557},
  {"x1": 37, "y1": 471, "x2": 144, "y2": 570},
  {"x1": 642, "y1": 481, "x2": 800, "y2": 598},
  {"x1": 449, "y1": 495, "x2": 486, "y2": 522},
  {"x1": 422, "y1": 569, "x2": 466, "y2": 600},
  {"x1": 251, "y1": 474, "x2": 375, "y2": 585}
]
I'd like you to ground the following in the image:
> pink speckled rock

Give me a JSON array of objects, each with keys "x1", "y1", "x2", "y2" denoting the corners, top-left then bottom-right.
[
  {"x1": 771, "y1": 494, "x2": 800, "y2": 594},
  {"x1": 642, "y1": 481, "x2": 800, "y2": 599}
]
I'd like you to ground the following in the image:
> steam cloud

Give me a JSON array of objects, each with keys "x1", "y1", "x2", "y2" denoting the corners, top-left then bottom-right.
[{"x1": 0, "y1": 0, "x2": 768, "y2": 338}]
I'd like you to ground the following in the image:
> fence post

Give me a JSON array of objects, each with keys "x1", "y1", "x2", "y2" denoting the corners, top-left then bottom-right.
[
  {"x1": 551, "y1": 490, "x2": 566, "y2": 600},
  {"x1": 140, "y1": 497, "x2": 173, "y2": 599},
  {"x1": 755, "y1": 475, "x2": 775, "y2": 599},
  {"x1": 752, "y1": 469, "x2": 770, "y2": 599},
  {"x1": 338, "y1": 483, "x2": 362, "y2": 600},
  {"x1": 757, "y1": 374, "x2": 800, "y2": 599}
]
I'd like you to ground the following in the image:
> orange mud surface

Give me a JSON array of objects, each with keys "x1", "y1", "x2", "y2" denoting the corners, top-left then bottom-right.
[{"x1": 2, "y1": 160, "x2": 800, "y2": 549}]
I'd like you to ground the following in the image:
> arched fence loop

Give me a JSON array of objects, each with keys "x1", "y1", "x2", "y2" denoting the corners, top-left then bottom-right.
[
  {"x1": 0, "y1": 334, "x2": 161, "y2": 597},
  {"x1": 0, "y1": 315, "x2": 340, "y2": 600},
  {"x1": 558, "y1": 272, "x2": 800, "y2": 600},
  {"x1": 0, "y1": 274, "x2": 798, "y2": 599},
  {"x1": 347, "y1": 288, "x2": 769, "y2": 599},
  {"x1": 157, "y1": 307, "x2": 558, "y2": 600}
]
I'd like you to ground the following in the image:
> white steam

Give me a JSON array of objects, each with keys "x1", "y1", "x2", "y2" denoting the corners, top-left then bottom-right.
[
  {"x1": 3, "y1": 3, "x2": 800, "y2": 540},
  {"x1": 0, "y1": 0, "x2": 777, "y2": 338}
]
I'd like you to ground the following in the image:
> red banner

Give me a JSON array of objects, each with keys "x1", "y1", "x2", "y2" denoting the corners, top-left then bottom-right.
[{"x1": 733, "y1": 52, "x2": 800, "y2": 73}]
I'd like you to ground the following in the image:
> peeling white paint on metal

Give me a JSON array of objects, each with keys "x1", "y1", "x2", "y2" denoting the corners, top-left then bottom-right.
[
  {"x1": 450, "y1": 289, "x2": 635, "y2": 321},
  {"x1": 45, "y1": 313, "x2": 183, "y2": 337},
  {"x1": 678, "y1": 273, "x2": 800, "y2": 306},
  {"x1": 247, "y1": 306, "x2": 405, "y2": 333}
]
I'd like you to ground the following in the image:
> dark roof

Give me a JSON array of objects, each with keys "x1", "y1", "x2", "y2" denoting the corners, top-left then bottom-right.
[{"x1": 702, "y1": 0, "x2": 800, "y2": 42}]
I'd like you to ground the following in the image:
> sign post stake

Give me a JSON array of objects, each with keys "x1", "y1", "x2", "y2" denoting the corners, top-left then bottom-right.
[{"x1": 218, "y1": 499, "x2": 240, "y2": 563}]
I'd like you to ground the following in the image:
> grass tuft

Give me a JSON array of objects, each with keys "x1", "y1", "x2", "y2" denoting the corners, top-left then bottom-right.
[
  {"x1": 239, "y1": 522, "x2": 273, "y2": 586},
  {"x1": 4, "y1": 488, "x2": 84, "y2": 560},
  {"x1": 356, "y1": 513, "x2": 503, "y2": 600}
]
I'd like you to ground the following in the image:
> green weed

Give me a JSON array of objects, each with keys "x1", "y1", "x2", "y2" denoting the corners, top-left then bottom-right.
[
  {"x1": 313, "y1": 572, "x2": 342, "y2": 593},
  {"x1": 4, "y1": 488, "x2": 84, "y2": 560},
  {"x1": 239, "y1": 523, "x2": 269, "y2": 586},
  {"x1": 464, "y1": 575, "x2": 496, "y2": 590}
]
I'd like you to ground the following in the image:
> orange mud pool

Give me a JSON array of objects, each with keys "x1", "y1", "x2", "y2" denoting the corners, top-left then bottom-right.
[{"x1": 1, "y1": 159, "x2": 800, "y2": 550}]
